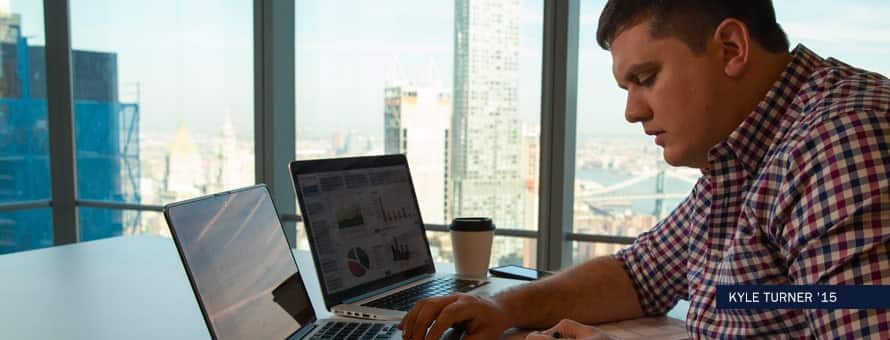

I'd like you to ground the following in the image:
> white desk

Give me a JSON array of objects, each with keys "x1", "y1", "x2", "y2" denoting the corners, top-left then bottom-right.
[
  {"x1": 0, "y1": 235, "x2": 688, "y2": 339},
  {"x1": 0, "y1": 235, "x2": 523, "y2": 339}
]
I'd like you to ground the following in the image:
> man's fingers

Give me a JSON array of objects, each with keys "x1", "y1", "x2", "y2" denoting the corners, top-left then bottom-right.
[
  {"x1": 540, "y1": 318, "x2": 578, "y2": 333},
  {"x1": 411, "y1": 302, "x2": 443, "y2": 340},
  {"x1": 400, "y1": 295, "x2": 459, "y2": 340},
  {"x1": 559, "y1": 319, "x2": 592, "y2": 338},
  {"x1": 402, "y1": 301, "x2": 425, "y2": 339},
  {"x1": 523, "y1": 331, "x2": 557, "y2": 340},
  {"x1": 401, "y1": 298, "x2": 433, "y2": 338},
  {"x1": 423, "y1": 301, "x2": 469, "y2": 340},
  {"x1": 399, "y1": 299, "x2": 421, "y2": 336},
  {"x1": 535, "y1": 319, "x2": 598, "y2": 339}
]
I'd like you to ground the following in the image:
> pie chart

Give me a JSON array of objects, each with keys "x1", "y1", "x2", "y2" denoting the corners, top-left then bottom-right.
[{"x1": 347, "y1": 247, "x2": 370, "y2": 277}]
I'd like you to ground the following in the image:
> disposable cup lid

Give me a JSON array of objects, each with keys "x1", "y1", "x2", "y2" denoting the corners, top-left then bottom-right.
[{"x1": 450, "y1": 217, "x2": 495, "y2": 231}]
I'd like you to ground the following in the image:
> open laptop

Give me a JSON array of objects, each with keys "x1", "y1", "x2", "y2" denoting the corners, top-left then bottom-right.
[
  {"x1": 164, "y1": 185, "x2": 400, "y2": 339},
  {"x1": 289, "y1": 155, "x2": 488, "y2": 321}
]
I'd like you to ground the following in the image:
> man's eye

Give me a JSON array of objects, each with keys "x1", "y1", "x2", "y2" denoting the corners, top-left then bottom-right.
[{"x1": 639, "y1": 73, "x2": 657, "y2": 86}]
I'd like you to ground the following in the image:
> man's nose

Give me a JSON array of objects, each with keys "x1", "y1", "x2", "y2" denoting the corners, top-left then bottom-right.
[{"x1": 624, "y1": 92, "x2": 652, "y2": 123}]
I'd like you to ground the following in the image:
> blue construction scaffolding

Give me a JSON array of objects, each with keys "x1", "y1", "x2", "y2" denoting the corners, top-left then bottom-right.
[{"x1": 0, "y1": 32, "x2": 140, "y2": 253}]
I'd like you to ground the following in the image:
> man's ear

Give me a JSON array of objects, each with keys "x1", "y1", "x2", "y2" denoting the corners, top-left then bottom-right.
[{"x1": 712, "y1": 18, "x2": 750, "y2": 78}]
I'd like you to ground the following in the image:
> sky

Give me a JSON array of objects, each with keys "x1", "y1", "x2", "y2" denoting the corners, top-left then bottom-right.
[{"x1": 10, "y1": 0, "x2": 890, "y2": 142}]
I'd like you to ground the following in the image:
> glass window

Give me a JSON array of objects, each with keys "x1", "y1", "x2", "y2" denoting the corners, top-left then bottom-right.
[
  {"x1": 0, "y1": 208, "x2": 52, "y2": 254},
  {"x1": 70, "y1": 0, "x2": 254, "y2": 240},
  {"x1": 0, "y1": 1, "x2": 51, "y2": 254},
  {"x1": 573, "y1": 0, "x2": 699, "y2": 247},
  {"x1": 122, "y1": 210, "x2": 167, "y2": 238},
  {"x1": 78, "y1": 208, "x2": 165, "y2": 242},
  {"x1": 774, "y1": 1, "x2": 890, "y2": 76},
  {"x1": 426, "y1": 230, "x2": 451, "y2": 263},
  {"x1": 295, "y1": 0, "x2": 543, "y2": 266},
  {"x1": 427, "y1": 231, "x2": 536, "y2": 268},
  {"x1": 491, "y1": 235, "x2": 537, "y2": 267},
  {"x1": 571, "y1": 241, "x2": 626, "y2": 264}
]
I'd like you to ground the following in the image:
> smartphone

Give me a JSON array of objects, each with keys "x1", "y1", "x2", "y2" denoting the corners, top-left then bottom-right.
[{"x1": 488, "y1": 265, "x2": 552, "y2": 281}]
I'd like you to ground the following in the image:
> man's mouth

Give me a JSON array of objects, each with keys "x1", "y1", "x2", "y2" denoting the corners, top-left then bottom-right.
[
  {"x1": 645, "y1": 130, "x2": 666, "y2": 145},
  {"x1": 645, "y1": 130, "x2": 664, "y2": 136}
]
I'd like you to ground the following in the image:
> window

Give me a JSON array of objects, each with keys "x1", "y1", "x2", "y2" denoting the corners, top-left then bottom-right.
[
  {"x1": 0, "y1": 1, "x2": 52, "y2": 254},
  {"x1": 572, "y1": 241, "x2": 619, "y2": 264},
  {"x1": 295, "y1": 0, "x2": 543, "y2": 266},
  {"x1": 70, "y1": 0, "x2": 254, "y2": 241},
  {"x1": 426, "y1": 231, "x2": 538, "y2": 268},
  {"x1": 775, "y1": 1, "x2": 890, "y2": 77},
  {"x1": 0, "y1": 208, "x2": 52, "y2": 252},
  {"x1": 16, "y1": 0, "x2": 883, "y2": 270},
  {"x1": 573, "y1": 0, "x2": 699, "y2": 263},
  {"x1": 79, "y1": 208, "x2": 165, "y2": 239}
]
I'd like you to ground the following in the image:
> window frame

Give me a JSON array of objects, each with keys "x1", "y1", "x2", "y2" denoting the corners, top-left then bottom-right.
[{"x1": 44, "y1": 0, "x2": 78, "y2": 245}]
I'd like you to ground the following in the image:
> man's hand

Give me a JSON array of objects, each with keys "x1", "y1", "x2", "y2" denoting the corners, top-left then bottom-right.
[
  {"x1": 523, "y1": 319, "x2": 610, "y2": 340},
  {"x1": 398, "y1": 293, "x2": 511, "y2": 340}
]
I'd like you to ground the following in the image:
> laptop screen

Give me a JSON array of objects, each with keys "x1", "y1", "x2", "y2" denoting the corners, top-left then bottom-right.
[
  {"x1": 166, "y1": 186, "x2": 315, "y2": 340},
  {"x1": 293, "y1": 157, "x2": 434, "y2": 297}
]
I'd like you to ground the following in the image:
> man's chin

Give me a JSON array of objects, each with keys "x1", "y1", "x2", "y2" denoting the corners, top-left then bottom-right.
[
  {"x1": 662, "y1": 149, "x2": 680, "y2": 166},
  {"x1": 663, "y1": 151, "x2": 708, "y2": 169},
  {"x1": 662, "y1": 149, "x2": 696, "y2": 168}
]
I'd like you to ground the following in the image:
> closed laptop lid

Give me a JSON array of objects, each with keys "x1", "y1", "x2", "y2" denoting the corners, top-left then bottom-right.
[
  {"x1": 165, "y1": 185, "x2": 316, "y2": 339},
  {"x1": 289, "y1": 155, "x2": 435, "y2": 309}
]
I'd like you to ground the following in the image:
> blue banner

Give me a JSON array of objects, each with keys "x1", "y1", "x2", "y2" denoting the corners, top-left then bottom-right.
[{"x1": 716, "y1": 285, "x2": 890, "y2": 309}]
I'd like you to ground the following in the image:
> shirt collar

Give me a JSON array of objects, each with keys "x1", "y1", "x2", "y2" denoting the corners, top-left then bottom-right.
[{"x1": 706, "y1": 44, "x2": 823, "y2": 177}]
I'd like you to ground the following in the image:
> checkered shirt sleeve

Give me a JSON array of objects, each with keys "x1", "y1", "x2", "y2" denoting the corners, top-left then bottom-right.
[{"x1": 613, "y1": 182, "x2": 703, "y2": 316}]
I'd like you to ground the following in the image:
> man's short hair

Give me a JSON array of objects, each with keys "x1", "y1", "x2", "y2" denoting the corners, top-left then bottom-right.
[{"x1": 596, "y1": 0, "x2": 790, "y2": 54}]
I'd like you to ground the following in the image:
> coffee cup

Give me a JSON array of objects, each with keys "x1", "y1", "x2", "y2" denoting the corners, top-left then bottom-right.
[{"x1": 449, "y1": 217, "x2": 495, "y2": 279}]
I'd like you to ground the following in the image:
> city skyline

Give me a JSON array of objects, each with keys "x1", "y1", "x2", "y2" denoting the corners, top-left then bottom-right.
[{"x1": 4, "y1": 0, "x2": 890, "y2": 264}]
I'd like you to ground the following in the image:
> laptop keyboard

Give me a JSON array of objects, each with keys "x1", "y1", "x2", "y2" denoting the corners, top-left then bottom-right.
[
  {"x1": 362, "y1": 277, "x2": 485, "y2": 311},
  {"x1": 309, "y1": 321, "x2": 396, "y2": 340}
]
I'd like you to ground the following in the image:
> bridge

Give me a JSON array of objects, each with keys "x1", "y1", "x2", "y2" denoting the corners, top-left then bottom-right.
[
  {"x1": 582, "y1": 193, "x2": 689, "y2": 202},
  {"x1": 577, "y1": 165, "x2": 699, "y2": 217}
]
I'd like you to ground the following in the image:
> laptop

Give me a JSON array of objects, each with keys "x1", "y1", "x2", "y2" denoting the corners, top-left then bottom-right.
[
  {"x1": 164, "y1": 185, "x2": 401, "y2": 339},
  {"x1": 289, "y1": 155, "x2": 488, "y2": 321}
]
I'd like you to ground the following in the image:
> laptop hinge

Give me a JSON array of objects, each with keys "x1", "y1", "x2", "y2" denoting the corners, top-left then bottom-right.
[
  {"x1": 342, "y1": 273, "x2": 434, "y2": 304},
  {"x1": 290, "y1": 321, "x2": 316, "y2": 340}
]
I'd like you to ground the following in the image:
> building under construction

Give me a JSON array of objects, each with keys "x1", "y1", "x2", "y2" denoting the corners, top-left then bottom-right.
[{"x1": 0, "y1": 11, "x2": 140, "y2": 253}]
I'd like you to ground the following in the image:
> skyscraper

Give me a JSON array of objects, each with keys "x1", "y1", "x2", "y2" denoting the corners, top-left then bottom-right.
[
  {"x1": 0, "y1": 8, "x2": 140, "y2": 253},
  {"x1": 384, "y1": 85, "x2": 451, "y2": 224},
  {"x1": 450, "y1": 0, "x2": 524, "y2": 230}
]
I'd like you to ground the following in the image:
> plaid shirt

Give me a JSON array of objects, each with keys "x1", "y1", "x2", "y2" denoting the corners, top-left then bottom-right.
[{"x1": 615, "y1": 45, "x2": 890, "y2": 339}]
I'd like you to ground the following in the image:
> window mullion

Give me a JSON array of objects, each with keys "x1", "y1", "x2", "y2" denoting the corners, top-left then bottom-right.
[
  {"x1": 538, "y1": 0, "x2": 579, "y2": 271},
  {"x1": 44, "y1": 0, "x2": 78, "y2": 245},
  {"x1": 254, "y1": 0, "x2": 297, "y2": 247}
]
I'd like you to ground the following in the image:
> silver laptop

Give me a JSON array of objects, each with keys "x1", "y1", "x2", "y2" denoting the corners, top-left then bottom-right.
[
  {"x1": 289, "y1": 155, "x2": 488, "y2": 321},
  {"x1": 164, "y1": 185, "x2": 400, "y2": 339}
]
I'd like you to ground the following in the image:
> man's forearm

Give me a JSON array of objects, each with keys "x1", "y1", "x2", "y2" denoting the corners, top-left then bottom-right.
[{"x1": 492, "y1": 256, "x2": 645, "y2": 329}]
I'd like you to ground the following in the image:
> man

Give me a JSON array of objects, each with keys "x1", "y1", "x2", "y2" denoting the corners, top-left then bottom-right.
[{"x1": 400, "y1": 1, "x2": 890, "y2": 339}]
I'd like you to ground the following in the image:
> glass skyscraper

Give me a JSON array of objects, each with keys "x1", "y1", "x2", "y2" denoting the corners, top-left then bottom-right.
[
  {"x1": 450, "y1": 0, "x2": 524, "y2": 229},
  {"x1": 0, "y1": 11, "x2": 140, "y2": 254}
]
